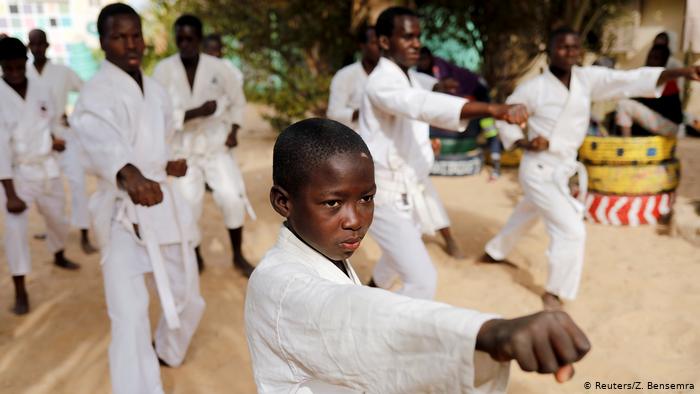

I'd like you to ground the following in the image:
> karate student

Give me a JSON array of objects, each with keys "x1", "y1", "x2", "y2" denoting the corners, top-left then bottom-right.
[
  {"x1": 0, "y1": 37, "x2": 80, "y2": 315},
  {"x1": 359, "y1": 7, "x2": 527, "y2": 299},
  {"x1": 26, "y1": 28, "x2": 97, "y2": 254},
  {"x1": 483, "y1": 27, "x2": 700, "y2": 310},
  {"x1": 245, "y1": 117, "x2": 590, "y2": 393},
  {"x1": 326, "y1": 25, "x2": 380, "y2": 130},
  {"x1": 70, "y1": 4, "x2": 204, "y2": 392},
  {"x1": 153, "y1": 14, "x2": 255, "y2": 276}
]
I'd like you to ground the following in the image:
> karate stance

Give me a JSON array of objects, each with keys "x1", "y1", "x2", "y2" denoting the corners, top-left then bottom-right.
[
  {"x1": 26, "y1": 28, "x2": 97, "y2": 254},
  {"x1": 245, "y1": 118, "x2": 590, "y2": 393},
  {"x1": 484, "y1": 27, "x2": 700, "y2": 309},
  {"x1": 0, "y1": 37, "x2": 80, "y2": 315},
  {"x1": 359, "y1": 7, "x2": 527, "y2": 299},
  {"x1": 153, "y1": 14, "x2": 255, "y2": 276},
  {"x1": 70, "y1": 4, "x2": 204, "y2": 393}
]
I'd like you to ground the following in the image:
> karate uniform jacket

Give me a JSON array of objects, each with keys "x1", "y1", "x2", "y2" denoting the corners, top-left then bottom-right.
[
  {"x1": 70, "y1": 61, "x2": 196, "y2": 251},
  {"x1": 327, "y1": 61, "x2": 370, "y2": 130},
  {"x1": 497, "y1": 66, "x2": 665, "y2": 167},
  {"x1": 0, "y1": 78, "x2": 59, "y2": 182},
  {"x1": 152, "y1": 53, "x2": 245, "y2": 158},
  {"x1": 245, "y1": 225, "x2": 510, "y2": 394}
]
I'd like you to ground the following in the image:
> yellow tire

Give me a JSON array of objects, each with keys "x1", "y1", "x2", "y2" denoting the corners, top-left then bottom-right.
[
  {"x1": 586, "y1": 160, "x2": 680, "y2": 195},
  {"x1": 579, "y1": 136, "x2": 676, "y2": 165},
  {"x1": 486, "y1": 148, "x2": 523, "y2": 167}
]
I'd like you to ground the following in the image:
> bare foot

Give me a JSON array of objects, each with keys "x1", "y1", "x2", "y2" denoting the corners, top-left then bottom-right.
[
  {"x1": 81, "y1": 238, "x2": 98, "y2": 255},
  {"x1": 233, "y1": 255, "x2": 255, "y2": 278},
  {"x1": 12, "y1": 292, "x2": 29, "y2": 315},
  {"x1": 542, "y1": 293, "x2": 563, "y2": 311},
  {"x1": 444, "y1": 237, "x2": 465, "y2": 259},
  {"x1": 480, "y1": 252, "x2": 501, "y2": 263},
  {"x1": 53, "y1": 257, "x2": 80, "y2": 271}
]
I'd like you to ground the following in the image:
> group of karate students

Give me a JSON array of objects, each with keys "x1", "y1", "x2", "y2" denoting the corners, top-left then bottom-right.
[
  {"x1": 2, "y1": 3, "x2": 700, "y2": 393},
  {"x1": 1, "y1": 4, "x2": 254, "y2": 392}
]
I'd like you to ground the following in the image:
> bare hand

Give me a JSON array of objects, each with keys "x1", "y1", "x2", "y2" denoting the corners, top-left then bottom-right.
[
  {"x1": 117, "y1": 164, "x2": 163, "y2": 207},
  {"x1": 52, "y1": 136, "x2": 66, "y2": 152},
  {"x1": 492, "y1": 104, "x2": 528, "y2": 128},
  {"x1": 685, "y1": 65, "x2": 700, "y2": 81},
  {"x1": 6, "y1": 195, "x2": 27, "y2": 214},
  {"x1": 434, "y1": 77, "x2": 460, "y2": 95},
  {"x1": 476, "y1": 311, "x2": 591, "y2": 382},
  {"x1": 431, "y1": 138, "x2": 442, "y2": 156},
  {"x1": 165, "y1": 159, "x2": 188, "y2": 177},
  {"x1": 515, "y1": 136, "x2": 549, "y2": 152},
  {"x1": 199, "y1": 100, "x2": 217, "y2": 117},
  {"x1": 225, "y1": 124, "x2": 240, "y2": 148}
]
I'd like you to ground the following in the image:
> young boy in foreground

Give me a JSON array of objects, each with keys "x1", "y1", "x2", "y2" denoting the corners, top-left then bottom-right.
[{"x1": 245, "y1": 118, "x2": 590, "y2": 393}]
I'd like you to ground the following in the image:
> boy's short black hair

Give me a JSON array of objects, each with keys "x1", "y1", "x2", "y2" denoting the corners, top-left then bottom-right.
[
  {"x1": 97, "y1": 3, "x2": 139, "y2": 38},
  {"x1": 174, "y1": 14, "x2": 203, "y2": 38},
  {"x1": 273, "y1": 118, "x2": 373, "y2": 194},
  {"x1": 547, "y1": 26, "x2": 578, "y2": 52},
  {"x1": 0, "y1": 37, "x2": 27, "y2": 61},
  {"x1": 648, "y1": 44, "x2": 671, "y2": 65},
  {"x1": 375, "y1": 6, "x2": 417, "y2": 39}
]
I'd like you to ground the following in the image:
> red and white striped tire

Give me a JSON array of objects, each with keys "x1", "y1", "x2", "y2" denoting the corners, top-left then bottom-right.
[{"x1": 584, "y1": 192, "x2": 674, "y2": 226}]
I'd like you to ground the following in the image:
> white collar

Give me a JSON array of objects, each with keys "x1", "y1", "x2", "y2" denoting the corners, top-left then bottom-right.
[{"x1": 275, "y1": 225, "x2": 362, "y2": 286}]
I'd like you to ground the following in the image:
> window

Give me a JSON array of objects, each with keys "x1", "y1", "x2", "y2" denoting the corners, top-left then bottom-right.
[
  {"x1": 59, "y1": 3, "x2": 69, "y2": 13},
  {"x1": 9, "y1": 4, "x2": 19, "y2": 14},
  {"x1": 0, "y1": 19, "x2": 7, "y2": 28},
  {"x1": 50, "y1": 17, "x2": 57, "y2": 27},
  {"x1": 61, "y1": 16, "x2": 71, "y2": 27},
  {"x1": 11, "y1": 18, "x2": 20, "y2": 28},
  {"x1": 36, "y1": 3, "x2": 43, "y2": 14},
  {"x1": 23, "y1": 4, "x2": 32, "y2": 13}
]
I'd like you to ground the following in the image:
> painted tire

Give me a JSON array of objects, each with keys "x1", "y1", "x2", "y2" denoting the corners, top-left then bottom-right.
[
  {"x1": 431, "y1": 148, "x2": 483, "y2": 176},
  {"x1": 586, "y1": 160, "x2": 680, "y2": 195},
  {"x1": 579, "y1": 136, "x2": 676, "y2": 165},
  {"x1": 436, "y1": 137, "x2": 479, "y2": 155},
  {"x1": 584, "y1": 191, "x2": 674, "y2": 226}
]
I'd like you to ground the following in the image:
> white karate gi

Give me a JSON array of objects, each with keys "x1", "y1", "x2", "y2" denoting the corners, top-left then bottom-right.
[
  {"x1": 26, "y1": 61, "x2": 89, "y2": 229},
  {"x1": 0, "y1": 78, "x2": 67, "y2": 276},
  {"x1": 358, "y1": 58, "x2": 467, "y2": 299},
  {"x1": 486, "y1": 66, "x2": 664, "y2": 300},
  {"x1": 327, "y1": 61, "x2": 370, "y2": 130},
  {"x1": 152, "y1": 54, "x2": 254, "y2": 246},
  {"x1": 245, "y1": 225, "x2": 509, "y2": 393},
  {"x1": 71, "y1": 61, "x2": 205, "y2": 394}
]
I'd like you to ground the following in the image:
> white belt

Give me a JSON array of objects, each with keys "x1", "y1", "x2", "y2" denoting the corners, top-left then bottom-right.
[
  {"x1": 375, "y1": 171, "x2": 438, "y2": 236},
  {"x1": 114, "y1": 183, "x2": 195, "y2": 330}
]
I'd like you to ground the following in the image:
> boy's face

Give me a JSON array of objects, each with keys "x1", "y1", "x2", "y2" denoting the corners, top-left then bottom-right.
[
  {"x1": 101, "y1": 14, "x2": 144, "y2": 74},
  {"x1": 380, "y1": 15, "x2": 421, "y2": 69},
  {"x1": 272, "y1": 151, "x2": 376, "y2": 261},
  {"x1": 175, "y1": 25, "x2": 201, "y2": 60},
  {"x1": 1, "y1": 58, "x2": 27, "y2": 86},
  {"x1": 549, "y1": 33, "x2": 581, "y2": 72}
]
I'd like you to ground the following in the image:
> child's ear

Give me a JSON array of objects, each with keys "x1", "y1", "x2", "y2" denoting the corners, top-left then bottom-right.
[{"x1": 270, "y1": 185, "x2": 291, "y2": 218}]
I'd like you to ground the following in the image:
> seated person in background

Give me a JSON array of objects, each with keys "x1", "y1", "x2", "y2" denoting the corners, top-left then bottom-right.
[
  {"x1": 245, "y1": 117, "x2": 591, "y2": 393},
  {"x1": 417, "y1": 47, "x2": 502, "y2": 178},
  {"x1": 615, "y1": 45, "x2": 683, "y2": 137}
]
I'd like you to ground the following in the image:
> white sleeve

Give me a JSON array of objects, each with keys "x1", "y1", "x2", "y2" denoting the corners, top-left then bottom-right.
[
  {"x1": 366, "y1": 79, "x2": 468, "y2": 131},
  {"x1": 152, "y1": 62, "x2": 186, "y2": 131},
  {"x1": 0, "y1": 123, "x2": 12, "y2": 179},
  {"x1": 224, "y1": 63, "x2": 246, "y2": 127},
  {"x1": 67, "y1": 67, "x2": 83, "y2": 92},
  {"x1": 70, "y1": 95, "x2": 134, "y2": 188},
  {"x1": 271, "y1": 274, "x2": 510, "y2": 393},
  {"x1": 495, "y1": 84, "x2": 533, "y2": 150},
  {"x1": 588, "y1": 66, "x2": 665, "y2": 101},
  {"x1": 327, "y1": 70, "x2": 357, "y2": 128}
]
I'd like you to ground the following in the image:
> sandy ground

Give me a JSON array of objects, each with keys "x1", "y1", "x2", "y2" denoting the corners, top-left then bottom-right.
[{"x1": 1, "y1": 106, "x2": 699, "y2": 393}]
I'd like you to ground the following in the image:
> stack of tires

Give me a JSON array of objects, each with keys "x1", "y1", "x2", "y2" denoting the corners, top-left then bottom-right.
[
  {"x1": 430, "y1": 135, "x2": 484, "y2": 176},
  {"x1": 579, "y1": 136, "x2": 679, "y2": 226}
]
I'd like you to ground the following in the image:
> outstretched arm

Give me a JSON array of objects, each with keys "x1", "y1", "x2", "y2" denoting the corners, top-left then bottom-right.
[{"x1": 657, "y1": 65, "x2": 700, "y2": 86}]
